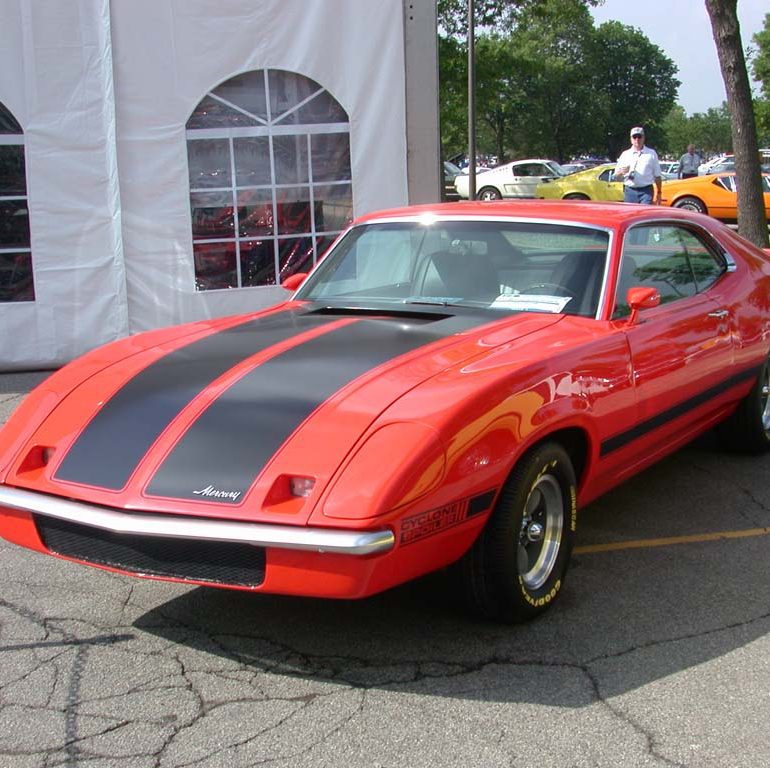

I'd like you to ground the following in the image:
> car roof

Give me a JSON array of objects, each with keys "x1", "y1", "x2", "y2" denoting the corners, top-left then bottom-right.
[{"x1": 354, "y1": 200, "x2": 710, "y2": 228}]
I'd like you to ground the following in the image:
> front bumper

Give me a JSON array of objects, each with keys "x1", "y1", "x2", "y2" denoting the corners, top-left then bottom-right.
[{"x1": 0, "y1": 485, "x2": 395, "y2": 555}]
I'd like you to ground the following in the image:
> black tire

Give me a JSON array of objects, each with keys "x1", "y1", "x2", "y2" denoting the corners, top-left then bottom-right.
[
  {"x1": 717, "y1": 354, "x2": 770, "y2": 453},
  {"x1": 673, "y1": 196, "x2": 707, "y2": 214},
  {"x1": 459, "y1": 442, "x2": 577, "y2": 623},
  {"x1": 477, "y1": 186, "x2": 502, "y2": 201},
  {"x1": 563, "y1": 193, "x2": 589, "y2": 200}
]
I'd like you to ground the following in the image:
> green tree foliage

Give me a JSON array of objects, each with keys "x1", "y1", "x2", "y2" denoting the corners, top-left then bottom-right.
[
  {"x1": 752, "y1": 13, "x2": 770, "y2": 142},
  {"x1": 437, "y1": 0, "x2": 598, "y2": 37},
  {"x1": 438, "y1": 2, "x2": 679, "y2": 164},
  {"x1": 752, "y1": 13, "x2": 770, "y2": 94},
  {"x1": 589, "y1": 21, "x2": 679, "y2": 159},
  {"x1": 662, "y1": 103, "x2": 734, "y2": 157}
]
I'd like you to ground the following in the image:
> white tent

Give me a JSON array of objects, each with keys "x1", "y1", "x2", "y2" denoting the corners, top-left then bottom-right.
[{"x1": 0, "y1": 0, "x2": 439, "y2": 370}]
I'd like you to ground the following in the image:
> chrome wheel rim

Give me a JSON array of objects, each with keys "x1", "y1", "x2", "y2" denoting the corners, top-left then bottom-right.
[
  {"x1": 479, "y1": 189, "x2": 500, "y2": 201},
  {"x1": 518, "y1": 474, "x2": 563, "y2": 590}
]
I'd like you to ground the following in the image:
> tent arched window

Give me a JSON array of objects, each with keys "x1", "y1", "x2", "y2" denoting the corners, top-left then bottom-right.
[
  {"x1": 0, "y1": 102, "x2": 33, "y2": 302},
  {"x1": 186, "y1": 69, "x2": 353, "y2": 291}
]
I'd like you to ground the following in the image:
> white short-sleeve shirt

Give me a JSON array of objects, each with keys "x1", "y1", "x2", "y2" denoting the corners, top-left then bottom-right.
[{"x1": 615, "y1": 146, "x2": 662, "y2": 187}]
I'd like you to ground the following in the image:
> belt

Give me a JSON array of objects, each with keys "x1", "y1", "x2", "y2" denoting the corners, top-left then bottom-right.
[{"x1": 627, "y1": 184, "x2": 653, "y2": 190}]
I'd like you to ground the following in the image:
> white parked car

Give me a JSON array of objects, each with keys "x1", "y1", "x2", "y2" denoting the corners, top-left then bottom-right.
[
  {"x1": 659, "y1": 161, "x2": 680, "y2": 179},
  {"x1": 698, "y1": 154, "x2": 733, "y2": 175},
  {"x1": 454, "y1": 158, "x2": 566, "y2": 200}
]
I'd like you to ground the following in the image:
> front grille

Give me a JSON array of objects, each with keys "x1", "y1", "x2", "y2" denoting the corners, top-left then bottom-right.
[{"x1": 34, "y1": 515, "x2": 266, "y2": 587}]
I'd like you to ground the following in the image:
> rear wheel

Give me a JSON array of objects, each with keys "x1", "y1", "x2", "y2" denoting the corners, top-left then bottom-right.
[
  {"x1": 477, "y1": 186, "x2": 502, "y2": 201},
  {"x1": 673, "y1": 196, "x2": 707, "y2": 214},
  {"x1": 459, "y1": 443, "x2": 577, "y2": 623},
  {"x1": 563, "y1": 193, "x2": 589, "y2": 200},
  {"x1": 717, "y1": 354, "x2": 770, "y2": 453}
]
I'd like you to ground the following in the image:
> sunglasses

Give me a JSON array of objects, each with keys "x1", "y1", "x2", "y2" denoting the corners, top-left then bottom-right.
[{"x1": 631, "y1": 134, "x2": 643, "y2": 139}]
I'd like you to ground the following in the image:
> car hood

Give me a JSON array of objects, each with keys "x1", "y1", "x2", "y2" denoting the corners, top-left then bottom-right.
[{"x1": 1, "y1": 302, "x2": 562, "y2": 522}]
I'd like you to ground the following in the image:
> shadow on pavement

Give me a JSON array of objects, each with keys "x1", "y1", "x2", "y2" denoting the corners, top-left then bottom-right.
[{"x1": 135, "y1": 438, "x2": 770, "y2": 707}]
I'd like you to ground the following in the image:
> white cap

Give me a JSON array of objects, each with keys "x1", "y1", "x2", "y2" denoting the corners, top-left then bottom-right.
[{"x1": 630, "y1": 127, "x2": 645, "y2": 137}]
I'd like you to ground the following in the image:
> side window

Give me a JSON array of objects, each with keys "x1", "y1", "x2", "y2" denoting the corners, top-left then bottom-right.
[
  {"x1": 598, "y1": 169, "x2": 613, "y2": 182},
  {"x1": 0, "y1": 102, "x2": 33, "y2": 302},
  {"x1": 514, "y1": 163, "x2": 540, "y2": 177},
  {"x1": 614, "y1": 225, "x2": 698, "y2": 317},
  {"x1": 715, "y1": 176, "x2": 735, "y2": 193},
  {"x1": 680, "y1": 228, "x2": 726, "y2": 290}
]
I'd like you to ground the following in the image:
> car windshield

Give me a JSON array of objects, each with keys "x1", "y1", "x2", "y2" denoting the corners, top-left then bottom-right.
[
  {"x1": 547, "y1": 161, "x2": 569, "y2": 177},
  {"x1": 296, "y1": 219, "x2": 610, "y2": 317}
]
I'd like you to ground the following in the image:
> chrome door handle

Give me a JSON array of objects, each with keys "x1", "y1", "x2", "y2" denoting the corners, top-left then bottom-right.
[{"x1": 707, "y1": 309, "x2": 729, "y2": 318}]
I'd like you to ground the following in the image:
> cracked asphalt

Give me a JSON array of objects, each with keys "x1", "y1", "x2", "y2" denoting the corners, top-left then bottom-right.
[{"x1": 1, "y1": 371, "x2": 769, "y2": 768}]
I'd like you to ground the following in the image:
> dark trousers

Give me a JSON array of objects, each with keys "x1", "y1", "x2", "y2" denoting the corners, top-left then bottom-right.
[{"x1": 623, "y1": 185, "x2": 654, "y2": 204}]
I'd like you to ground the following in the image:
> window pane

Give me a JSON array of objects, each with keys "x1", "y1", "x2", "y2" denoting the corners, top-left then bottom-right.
[
  {"x1": 0, "y1": 146, "x2": 26, "y2": 195},
  {"x1": 268, "y1": 70, "x2": 321, "y2": 122},
  {"x1": 186, "y1": 95, "x2": 260, "y2": 129},
  {"x1": 275, "y1": 90, "x2": 348, "y2": 126},
  {"x1": 0, "y1": 251, "x2": 34, "y2": 302},
  {"x1": 190, "y1": 192, "x2": 234, "y2": 239},
  {"x1": 237, "y1": 189, "x2": 273, "y2": 237},
  {"x1": 275, "y1": 187, "x2": 312, "y2": 235},
  {"x1": 273, "y1": 135, "x2": 309, "y2": 184},
  {"x1": 233, "y1": 137, "x2": 271, "y2": 186},
  {"x1": 311, "y1": 133, "x2": 351, "y2": 182},
  {"x1": 278, "y1": 237, "x2": 314, "y2": 283},
  {"x1": 680, "y1": 230, "x2": 725, "y2": 291},
  {"x1": 212, "y1": 71, "x2": 268, "y2": 122},
  {"x1": 240, "y1": 239, "x2": 275, "y2": 286},
  {"x1": 314, "y1": 184, "x2": 352, "y2": 232},
  {"x1": 0, "y1": 201, "x2": 30, "y2": 247},
  {"x1": 316, "y1": 234, "x2": 340, "y2": 262},
  {"x1": 0, "y1": 103, "x2": 22, "y2": 134},
  {"x1": 193, "y1": 241, "x2": 237, "y2": 290},
  {"x1": 622, "y1": 226, "x2": 697, "y2": 308},
  {"x1": 188, "y1": 139, "x2": 232, "y2": 189}
]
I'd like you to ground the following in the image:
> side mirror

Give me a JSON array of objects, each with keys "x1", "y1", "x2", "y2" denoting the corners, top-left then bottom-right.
[
  {"x1": 282, "y1": 272, "x2": 308, "y2": 292},
  {"x1": 626, "y1": 286, "x2": 660, "y2": 325}
]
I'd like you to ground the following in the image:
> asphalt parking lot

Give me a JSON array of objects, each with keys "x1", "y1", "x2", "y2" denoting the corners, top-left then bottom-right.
[{"x1": 1, "y1": 370, "x2": 769, "y2": 768}]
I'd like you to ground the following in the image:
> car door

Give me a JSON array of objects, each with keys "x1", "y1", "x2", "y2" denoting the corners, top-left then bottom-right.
[
  {"x1": 596, "y1": 167, "x2": 623, "y2": 201},
  {"x1": 506, "y1": 162, "x2": 557, "y2": 199},
  {"x1": 706, "y1": 175, "x2": 741, "y2": 220},
  {"x1": 605, "y1": 222, "x2": 733, "y2": 476}
]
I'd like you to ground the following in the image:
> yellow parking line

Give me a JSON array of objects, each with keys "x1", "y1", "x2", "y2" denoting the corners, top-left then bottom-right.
[{"x1": 575, "y1": 527, "x2": 770, "y2": 555}]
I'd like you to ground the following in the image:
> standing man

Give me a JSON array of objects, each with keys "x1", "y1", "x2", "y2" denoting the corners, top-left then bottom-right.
[
  {"x1": 614, "y1": 127, "x2": 663, "y2": 205},
  {"x1": 677, "y1": 144, "x2": 702, "y2": 178}
]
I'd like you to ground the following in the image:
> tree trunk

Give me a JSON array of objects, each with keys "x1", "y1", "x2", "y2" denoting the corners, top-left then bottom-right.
[{"x1": 705, "y1": 0, "x2": 768, "y2": 247}]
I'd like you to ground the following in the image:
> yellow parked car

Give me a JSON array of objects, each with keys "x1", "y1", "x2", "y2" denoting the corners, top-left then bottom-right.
[{"x1": 536, "y1": 163, "x2": 623, "y2": 202}]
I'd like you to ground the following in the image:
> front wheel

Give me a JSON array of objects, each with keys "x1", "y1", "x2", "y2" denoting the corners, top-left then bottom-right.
[
  {"x1": 459, "y1": 443, "x2": 577, "y2": 623},
  {"x1": 673, "y1": 196, "x2": 707, "y2": 214},
  {"x1": 477, "y1": 186, "x2": 502, "y2": 201},
  {"x1": 717, "y1": 354, "x2": 770, "y2": 453}
]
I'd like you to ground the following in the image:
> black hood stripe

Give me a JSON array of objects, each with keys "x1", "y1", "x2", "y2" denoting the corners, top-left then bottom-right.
[
  {"x1": 54, "y1": 310, "x2": 339, "y2": 490},
  {"x1": 146, "y1": 314, "x2": 485, "y2": 502}
]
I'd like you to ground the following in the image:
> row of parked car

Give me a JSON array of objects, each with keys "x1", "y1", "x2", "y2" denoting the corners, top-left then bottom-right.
[{"x1": 445, "y1": 156, "x2": 770, "y2": 222}]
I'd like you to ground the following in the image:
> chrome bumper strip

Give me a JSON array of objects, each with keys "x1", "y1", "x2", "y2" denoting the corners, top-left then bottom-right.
[{"x1": 0, "y1": 485, "x2": 395, "y2": 556}]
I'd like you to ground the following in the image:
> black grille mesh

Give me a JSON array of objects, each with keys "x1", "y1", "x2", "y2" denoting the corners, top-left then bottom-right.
[{"x1": 34, "y1": 515, "x2": 266, "y2": 587}]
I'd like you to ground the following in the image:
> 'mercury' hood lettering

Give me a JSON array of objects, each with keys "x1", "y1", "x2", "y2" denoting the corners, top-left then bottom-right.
[{"x1": 193, "y1": 485, "x2": 242, "y2": 502}]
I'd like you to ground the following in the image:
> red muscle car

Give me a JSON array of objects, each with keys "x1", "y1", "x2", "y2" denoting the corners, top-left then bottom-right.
[{"x1": 1, "y1": 200, "x2": 769, "y2": 623}]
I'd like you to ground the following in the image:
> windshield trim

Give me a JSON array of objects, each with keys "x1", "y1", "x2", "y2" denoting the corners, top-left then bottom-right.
[{"x1": 295, "y1": 216, "x2": 615, "y2": 320}]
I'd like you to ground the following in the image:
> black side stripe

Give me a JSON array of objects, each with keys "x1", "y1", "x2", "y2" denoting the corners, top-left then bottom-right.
[
  {"x1": 55, "y1": 311, "x2": 338, "y2": 490},
  {"x1": 146, "y1": 314, "x2": 484, "y2": 502},
  {"x1": 600, "y1": 365, "x2": 760, "y2": 456}
]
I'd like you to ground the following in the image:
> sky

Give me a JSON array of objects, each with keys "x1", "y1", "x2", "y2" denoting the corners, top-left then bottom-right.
[{"x1": 589, "y1": 0, "x2": 768, "y2": 115}]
